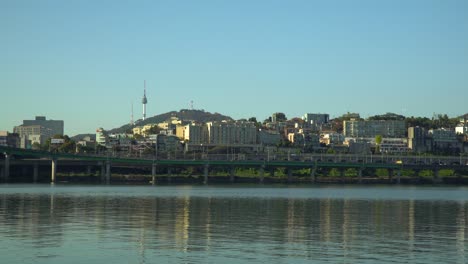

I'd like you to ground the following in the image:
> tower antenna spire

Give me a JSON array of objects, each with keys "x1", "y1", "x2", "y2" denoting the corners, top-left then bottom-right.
[{"x1": 142, "y1": 80, "x2": 148, "y2": 120}]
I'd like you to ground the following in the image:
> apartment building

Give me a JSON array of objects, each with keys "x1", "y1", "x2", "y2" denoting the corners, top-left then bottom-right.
[
  {"x1": 183, "y1": 123, "x2": 208, "y2": 144},
  {"x1": 13, "y1": 125, "x2": 54, "y2": 148},
  {"x1": 302, "y1": 113, "x2": 329, "y2": 129},
  {"x1": 206, "y1": 121, "x2": 257, "y2": 145},
  {"x1": 343, "y1": 120, "x2": 405, "y2": 138},
  {"x1": 22, "y1": 116, "x2": 64, "y2": 136}
]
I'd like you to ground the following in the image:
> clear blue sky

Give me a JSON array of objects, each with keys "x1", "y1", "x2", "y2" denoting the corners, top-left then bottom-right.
[{"x1": 1, "y1": 0, "x2": 467, "y2": 136}]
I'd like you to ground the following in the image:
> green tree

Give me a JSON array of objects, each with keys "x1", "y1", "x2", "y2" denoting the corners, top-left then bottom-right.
[
  {"x1": 328, "y1": 168, "x2": 340, "y2": 177},
  {"x1": 375, "y1": 168, "x2": 388, "y2": 178},
  {"x1": 375, "y1": 135, "x2": 382, "y2": 153},
  {"x1": 44, "y1": 135, "x2": 76, "y2": 153},
  {"x1": 368, "y1": 113, "x2": 405, "y2": 121},
  {"x1": 146, "y1": 125, "x2": 161, "y2": 135},
  {"x1": 263, "y1": 117, "x2": 272, "y2": 124},
  {"x1": 248, "y1": 117, "x2": 257, "y2": 123},
  {"x1": 58, "y1": 136, "x2": 76, "y2": 153},
  {"x1": 273, "y1": 112, "x2": 287, "y2": 122},
  {"x1": 31, "y1": 142, "x2": 41, "y2": 150},
  {"x1": 405, "y1": 116, "x2": 433, "y2": 129}
]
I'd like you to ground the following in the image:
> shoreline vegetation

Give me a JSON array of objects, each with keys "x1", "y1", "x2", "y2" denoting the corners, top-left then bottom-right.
[{"x1": 18, "y1": 167, "x2": 468, "y2": 184}]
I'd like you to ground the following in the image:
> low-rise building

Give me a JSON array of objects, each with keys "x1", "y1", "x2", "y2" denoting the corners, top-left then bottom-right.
[
  {"x1": 320, "y1": 133, "x2": 345, "y2": 146},
  {"x1": 158, "y1": 117, "x2": 182, "y2": 131},
  {"x1": 96, "y1": 128, "x2": 108, "y2": 147},
  {"x1": 288, "y1": 132, "x2": 304, "y2": 146},
  {"x1": 0, "y1": 131, "x2": 20, "y2": 148},
  {"x1": 14, "y1": 125, "x2": 54, "y2": 148},
  {"x1": 149, "y1": 134, "x2": 183, "y2": 154},
  {"x1": 76, "y1": 136, "x2": 96, "y2": 152},
  {"x1": 379, "y1": 138, "x2": 409, "y2": 154},
  {"x1": 456, "y1": 124, "x2": 468, "y2": 135},
  {"x1": 345, "y1": 138, "x2": 371, "y2": 154},
  {"x1": 175, "y1": 124, "x2": 186, "y2": 140},
  {"x1": 133, "y1": 124, "x2": 159, "y2": 135},
  {"x1": 288, "y1": 129, "x2": 320, "y2": 150},
  {"x1": 108, "y1": 133, "x2": 132, "y2": 147},
  {"x1": 302, "y1": 113, "x2": 329, "y2": 130},
  {"x1": 429, "y1": 128, "x2": 460, "y2": 153},
  {"x1": 258, "y1": 130, "x2": 281, "y2": 146},
  {"x1": 132, "y1": 127, "x2": 143, "y2": 135},
  {"x1": 408, "y1": 127, "x2": 428, "y2": 153},
  {"x1": 456, "y1": 115, "x2": 468, "y2": 135}
]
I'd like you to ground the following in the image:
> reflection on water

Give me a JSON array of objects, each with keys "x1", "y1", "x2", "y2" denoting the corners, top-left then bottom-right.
[{"x1": 0, "y1": 185, "x2": 467, "y2": 264}]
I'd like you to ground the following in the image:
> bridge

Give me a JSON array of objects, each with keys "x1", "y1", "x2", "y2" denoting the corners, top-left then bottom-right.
[{"x1": 1, "y1": 146, "x2": 467, "y2": 184}]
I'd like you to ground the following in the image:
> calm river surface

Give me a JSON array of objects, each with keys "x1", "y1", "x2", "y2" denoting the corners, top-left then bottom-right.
[{"x1": 0, "y1": 184, "x2": 467, "y2": 264}]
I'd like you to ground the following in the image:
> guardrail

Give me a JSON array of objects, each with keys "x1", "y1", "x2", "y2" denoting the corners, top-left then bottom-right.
[{"x1": 1, "y1": 145, "x2": 467, "y2": 166}]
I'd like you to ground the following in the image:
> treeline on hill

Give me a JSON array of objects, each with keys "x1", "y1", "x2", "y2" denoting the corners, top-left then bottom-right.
[{"x1": 109, "y1": 109, "x2": 234, "y2": 134}]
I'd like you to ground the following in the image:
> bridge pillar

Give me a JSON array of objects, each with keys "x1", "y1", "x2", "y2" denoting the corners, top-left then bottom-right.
[
  {"x1": 358, "y1": 168, "x2": 363, "y2": 183},
  {"x1": 105, "y1": 160, "x2": 111, "y2": 184},
  {"x1": 203, "y1": 164, "x2": 209, "y2": 184},
  {"x1": 100, "y1": 162, "x2": 105, "y2": 183},
  {"x1": 229, "y1": 167, "x2": 235, "y2": 183},
  {"x1": 151, "y1": 163, "x2": 157, "y2": 185},
  {"x1": 340, "y1": 169, "x2": 345, "y2": 183},
  {"x1": 310, "y1": 167, "x2": 317, "y2": 183},
  {"x1": 33, "y1": 162, "x2": 39, "y2": 183},
  {"x1": 4, "y1": 153, "x2": 10, "y2": 183},
  {"x1": 167, "y1": 168, "x2": 173, "y2": 183},
  {"x1": 397, "y1": 169, "x2": 401, "y2": 184},
  {"x1": 259, "y1": 165, "x2": 265, "y2": 184},
  {"x1": 51, "y1": 158, "x2": 57, "y2": 184},
  {"x1": 389, "y1": 169, "x2": 394, "y2": 183},
  {"x1": 86, "y1": 165, "x2": 92, "y2": 176},
  {"x1": 457, "y1": 170, "x2": 463, "y2": 182},
  {"x1": 433, "y1": 169, "x2": 442, "y2": 184},
  {"x1": 287, "y1": 168, "x2": 292, "y2": 183}
]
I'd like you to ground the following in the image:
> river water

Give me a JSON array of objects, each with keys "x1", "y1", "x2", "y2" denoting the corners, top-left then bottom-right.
[{"x1": 0, "y1": 184, "x2": 467, "y2": 264}]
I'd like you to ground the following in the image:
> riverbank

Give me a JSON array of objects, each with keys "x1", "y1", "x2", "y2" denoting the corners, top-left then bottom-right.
[{"x1": 29, "y1": 173, "x2": 468, "y2": 185}]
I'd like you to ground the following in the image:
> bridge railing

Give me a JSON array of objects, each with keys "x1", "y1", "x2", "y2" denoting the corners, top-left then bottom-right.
[
  {"x1": 94, "y1": 151, "x2": 468, "y2": 167},
  {"x1": 1, "y1": 145, "x2": 467, "y2": 166}
]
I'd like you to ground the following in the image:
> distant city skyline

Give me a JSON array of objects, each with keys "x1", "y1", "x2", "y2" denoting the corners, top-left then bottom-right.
[{"x1": 2, "y1": 0, "x2": 467, "y2": 136}]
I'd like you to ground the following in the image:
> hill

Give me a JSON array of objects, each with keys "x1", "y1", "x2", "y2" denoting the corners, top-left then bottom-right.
[
  {"x1": 108, "y1": 109, "x2": 233, "y2": 133},
  {"x1": 70, "y1": 134, "x2": 96, "y2": 141}
]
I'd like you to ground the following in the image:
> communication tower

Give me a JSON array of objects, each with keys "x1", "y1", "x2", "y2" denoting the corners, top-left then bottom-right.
[{"x1": 142, "y1": 80, "x2": 148, "y2": 120}]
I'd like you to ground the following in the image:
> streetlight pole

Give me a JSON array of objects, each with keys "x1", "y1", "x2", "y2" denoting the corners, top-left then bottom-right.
[{"x1": 154, "y1": 135, "x2": 158, "y2": 161}]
